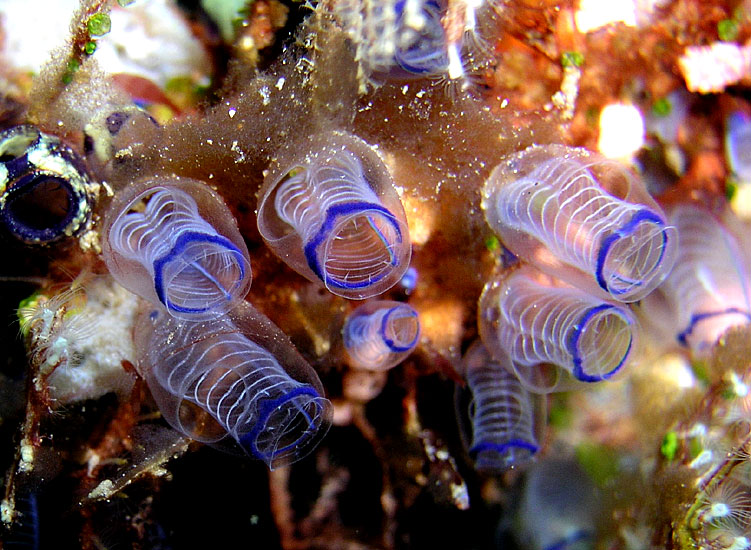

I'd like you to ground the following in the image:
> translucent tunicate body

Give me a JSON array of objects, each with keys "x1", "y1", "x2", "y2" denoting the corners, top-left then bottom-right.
[
  {"x1": 479, "y1": 265, "x2": 638, "y2": 392},
  {"x1": 459, "y1": 341, "x2": 539, "y2": 474},
  {"x1": 258, "y1": 130, "x2": 411, "y2": 299},
  {"x1": 327, "y1": 0, "x2": 450, "y2": 82},
  {"x1": 515, "y1": 458, "x2": 600, "y2": 550},
  {"x1": 342, "y1": 300, "x2": 420, "y2": 370},
  {"x1": 0, "y1": 124, "x2": 98, "y2": 244},
  {"x1": 660, "y1": 204, "x2": 751, "y2": 354},
  {"x1": 102, "y1": 176, "x2": 251, "y2": 320},
  {"x1": 134, "y1": 303, "x2": 333, "y2": 469},
  {"x1": 482, "y1": 144, "x2": 676, "y2": 302},
  {"x1": 726, "y1": 111, "x2": 751, "y2": 183}
]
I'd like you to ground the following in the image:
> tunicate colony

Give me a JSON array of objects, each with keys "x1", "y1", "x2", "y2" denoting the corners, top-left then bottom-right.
[{"x1": 3, "y1": 0, "x2": 751, "y2": 547}]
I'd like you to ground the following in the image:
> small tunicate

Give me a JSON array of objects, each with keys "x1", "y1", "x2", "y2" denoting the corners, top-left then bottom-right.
[
  {"x1": 515, "y1": 458, "x2": 600, "y2": 550},
  {"x1": 83, "y1": 105, "x2": 159, "y2": 171},
  {"x1": 659, "y1": 204, "x2": 751, "y2": 354},
  {"x1": 482, "y1": 144, "x2": 676, "y2": 302},
  {"x1": 342, "y1": 300, "x2": 420, "y2": 370},
  {"x1": 725, "y1": 111, "x2": 751, "y2": 183},
  {"x1": 327, "y1": 0, "x2": 450, "y2": 83},
  {"x1": 458, "y1": 341, "x2": 539, "y2": 474},
  {"x1": 0, "y1": 124, "x2": 98, "y2": 244},
  {"x1": 101, "y1": 176, "x2": 251, "y2": 320},
  {"x1": 257, "y1": 130, "x2": 411, "y2": 299},
  {"x1": 134, "y1": 302, "x2": 333, "y2": 469},
  {"x1": 478, "y1": 264, "x2": 638, "y2": 392}
]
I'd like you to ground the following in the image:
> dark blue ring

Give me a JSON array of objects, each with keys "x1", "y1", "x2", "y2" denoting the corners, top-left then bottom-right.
[
  {"x1": 0, "y1": 174, "x2": 78, "y2": 243},
  {"x1": 153, "y1": 230, "x2": 246, "y2": 313},
  {"x1": 240, "y1": 385, "x2": 322, "y2": 461},
  {"x1": 469, "y1": 438, "x2": 539, "y2": 458},
  {"x1": 379, "y1": 306, "x2": 419, "y2": 352},
  {"x1": 567, "y1": 304, "x2": 632, "y2": 382},
  {"x1": 677, "y1": 308, "x2": 751, "y2": 346},
  {"x1": 303, "y1": 201, "x2": 402, "y2": 290},
  {"x1": 595, "y1": 209, "x2": 667, "y2": 295}
]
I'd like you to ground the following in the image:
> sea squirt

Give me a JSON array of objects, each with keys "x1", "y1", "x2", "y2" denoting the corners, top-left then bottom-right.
[
  {"x1": 133, "y1": 302, "x2": 333, "y2": 469},
  {"x1": 257, "y1": 129, "x2": 411, "y2": 299},
  {"x1": 458, "y1": 340, "x2": 540, "y2": 473},
  {"x1": 481, "y1": 144, "x2": 676, "y2": 303},
  {"x1": 101, "y1": 175, "x2": 252, "y2": 320},
  {"x1": 479, "y1": 264, "x2": 638, "y2": 392}
]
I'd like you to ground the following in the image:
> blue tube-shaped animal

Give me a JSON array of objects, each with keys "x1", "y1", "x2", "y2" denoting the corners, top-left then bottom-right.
[
  {"x1": 459, "y1": 341, "x2": 539, "y2": 473},
  {"x1": 134, "y1": 302, "x2": 333, "y2": 469},
  {"x1": 102, "y1": 176, "x2": 252, "y2": 320},
  {"x1": 515, "y1": 458, "x2": 600, "y2": 550},
  {"x1": 660, "y1": 203, "x2": 751, "y2": 354},
  {"x1": 0, "y1": 124, "x2": 98, "y2": 244},
  {"x1": 725, "y1": 111, "x2": 751, "y2": 183},
  {"x1": 479, "y1": 264, "x2": 638, "y2": 392},
  {"x1": 482, "y1": 144, "x2": 676, "y2": 303},
  {"x1": 327, "y1": 0, "x2": 450, "y2": 82},
  {"x1": 257, "y1": 130, "x2": 411, "y2": 299},
  {"x1": 342, "y1": 300, "x2": 420, "y2": 370}
]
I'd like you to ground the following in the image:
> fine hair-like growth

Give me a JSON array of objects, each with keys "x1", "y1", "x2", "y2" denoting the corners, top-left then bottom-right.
[
  {"x1": 459, "y1": 341, "x2": 539, "y2": 474},
  {"x1": 479, "y1": 264, "x2": 638, "y2": 392},
  {"x1": 660, "y1": 204, "x2": 751, "y2": 354},
  {"x1": 134, "y1": 302, "x2": 333, "y2": 469},
  {"x1": 481, "y1": 144, "x2": 676, "y2": 303},
  {"x1": 0, "y1": 124, "x2": 97, "y2": 244},
  {"x1": 101, "y1": 176, "x2": 252, "y2": 320},
  {"x1": 342, "y1": 300, "x2": 420, "y2": 370},
  {"x1": 257, "y1": 130, "x2": 411, "y2": 299}
]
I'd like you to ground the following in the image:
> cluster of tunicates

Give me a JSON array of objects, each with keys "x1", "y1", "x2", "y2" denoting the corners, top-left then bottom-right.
[
  {"x1": 468, "y1": 145, "x2": 675, "y2": 468},
  {"x1": 460, "y1": 141, "x2": 751, "y2": 475},
  {"x1": 101, "y1": 172, "x2": 336, "y2": 468},
  {"x1": 642, "y1": 203, "x2": 751, "y2": 357},
  {"x1": 97, "y1": 127, "x2": 423, "y2": 467},
  {"x1": 464, "y1": 144, "x2": 673, "y2": 472}
]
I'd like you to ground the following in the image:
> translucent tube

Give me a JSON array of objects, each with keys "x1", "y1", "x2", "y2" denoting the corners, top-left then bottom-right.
[
  {"x1": 479, "y1": 265, "x2": 638, "y2": 391},
  {"x1": 342, "y1": 300, "x2": 420, "y2": 370},
  {"x1": 726, "y1": 111, "x2": 751, "y2": 183},
  {"x1": 515, "y1": 458, "x2": 600, "y2": 550},
  {"x1": 102, "y1": 176, "x2": 251, "y2": 320},
  {"x1": 258, "y1": 130, "x2": 411, "y2": 299},
  {"x1": 459, "y1": 341, "x2": 539, "y2": 474},
  {"x1": 134, "y1": 303, "x2": 333, "y2": 469},
  {"x1": 661, "y1": 204, "x2": 751, "y2": 354},
  {"x1": 327, "y1": 0, "x2": 450, "y2": 82},
  {"x1": 482, "y1": 144, "x2": 676, "y2": 302}
]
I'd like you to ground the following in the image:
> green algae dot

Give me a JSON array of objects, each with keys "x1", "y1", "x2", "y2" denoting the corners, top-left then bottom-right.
[
  {"x1": 117, "y1": 0, "x2": 135, "y2": 5},
  {"x1": 652, "y1": 97, "x2": 672, "y2": 118},
  {"x1": 661, "y1": 431, "x2": 678, "y2": 461},
  {"x1": 17, "y1": 293, "x2": 41, "y2": 336},
  {"x1": 575, "y1": 442, "x2": 619, "y2": 487},
  {"x1": 718, "y1": 19, "x2": 739, "y2": 42},
  {"x1": 726, "y1": 179, "x2": 738, "y2": 201},
  {"x1": 561, "y1": 51, "x2": 584, "y2": 68},
  {"x1": 484, "y1": 235, "x2": 500, "y2": 252},
  {"x1": 688, "y1": 436, "x2": 703, "y2": 459},
  {"x1": 87, "y1": 13, "x2": 112, "y2": 37},
  {"x1": 84, "y1": 41, "x2": 97, "y2": 55},
  {"x1": 548, "y1": 395, "x2": 572, "y2": 428},
  {"x1": 61, "y1": 58, "x2": 80, "y2": 85}
]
